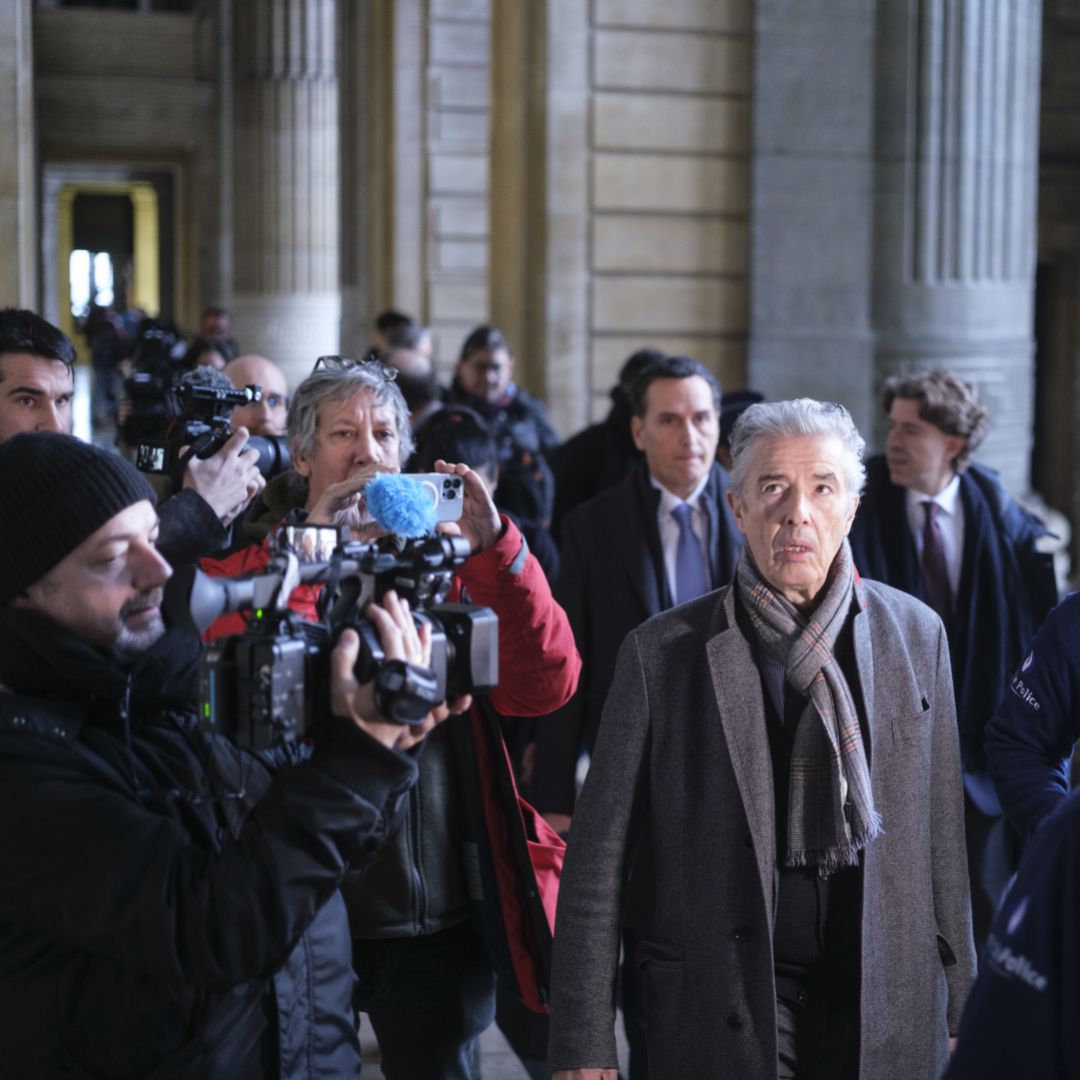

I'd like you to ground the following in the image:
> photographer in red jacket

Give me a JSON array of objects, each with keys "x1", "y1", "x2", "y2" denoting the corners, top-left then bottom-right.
[{"x1": 203, "y1": 355, "x2": 580, "y2": 1079}]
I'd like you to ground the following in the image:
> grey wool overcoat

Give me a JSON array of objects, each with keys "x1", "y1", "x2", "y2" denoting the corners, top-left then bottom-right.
[{"x1": 547, "y1": 580, "x2": 976, "y2": 1080}]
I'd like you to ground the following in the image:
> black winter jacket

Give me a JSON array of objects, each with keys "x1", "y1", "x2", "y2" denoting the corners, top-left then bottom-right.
[{"x1": 0, "y1": 610, "x2": 417, "y2": 1079}]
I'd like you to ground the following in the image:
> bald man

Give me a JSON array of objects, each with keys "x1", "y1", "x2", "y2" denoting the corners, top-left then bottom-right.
[{"x1": 225, "y1": 354, "x2": 289, "y2": 437}]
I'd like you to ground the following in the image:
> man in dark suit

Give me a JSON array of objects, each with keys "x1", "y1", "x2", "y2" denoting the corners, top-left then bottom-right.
[
  {"x1": 532, "y1": 354, "x2": 742, "y2": 824},
  {"x1": 548, "y1": 399, "x2": 975, "y2": 1080},
  {"x1": 849, "y1": 370, "x2": 1057, "y2": 946},
  {"x1": 531, "y1": 354, "x2": 740, "y2": 1078}
]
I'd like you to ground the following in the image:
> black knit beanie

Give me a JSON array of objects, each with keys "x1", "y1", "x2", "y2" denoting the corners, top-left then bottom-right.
[{"x1": 0, "y1": 433, "x2": 156, "y2": 604}]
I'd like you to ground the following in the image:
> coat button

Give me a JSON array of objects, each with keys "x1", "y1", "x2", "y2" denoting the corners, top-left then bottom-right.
[
  {"x1": 731, "y1": 925, "x2": 752, "y2": 942},
  {"x1": 726, "y1": 1013, "x2": 744, "y2": 1032}
]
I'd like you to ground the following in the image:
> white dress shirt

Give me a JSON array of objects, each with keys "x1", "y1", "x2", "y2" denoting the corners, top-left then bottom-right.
[
  {"x1": 905, "y1": 473, "x2": 964, "y2": 596},
  {"x1": 650, "y1": 472, "x2": 712, "y2": 602}
]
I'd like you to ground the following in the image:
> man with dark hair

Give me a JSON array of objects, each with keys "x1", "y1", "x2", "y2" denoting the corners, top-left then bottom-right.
[
  {"x1": 446, "y1": 324, "x2": 561, "y2": 527},
  {"x1": 412, "y1": 405, "x2": 559, "y2": 588},
  {"x1": 0, "y1": 431, "x2": 441, "y2": 1078},
  {"x1": 372, "y1": 308, "x2": 415, "y2": 353},
  {"x1": 550, "y1": 346, "x2": 665, "y2": 541},
  {"x1": 548, "y1": 398, "x2": 974, "y2": 1080},
  {"x1": 0, "y1": 308, "x2": 264, "y2": 568},
  {"x1": 533, "y1": 354, "x2": 742, "y2": 1076},
  {"x1": 0, "y1": 306, "x2": 77, "y2": 437},
  {"x1": 850, "y1": 369, "x2": 1057, "y2": 945}
]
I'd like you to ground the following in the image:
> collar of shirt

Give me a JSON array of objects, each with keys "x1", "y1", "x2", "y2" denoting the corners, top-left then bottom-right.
[
  {"x1": 904, "y1": 472, "x2": 961, "y2": 531},
  {"x1": 649, "y1": 471, "x2": 712, "y2": 515}
]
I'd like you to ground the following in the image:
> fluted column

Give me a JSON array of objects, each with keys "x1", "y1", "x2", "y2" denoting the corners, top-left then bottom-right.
[
  {"x1": 874, "y1": 0, "x2": 1042, "y2": 492},
  {"x1": 230, "y1": 0, "x2": 341, "y2": 387},
  {"x1": 0, "y1": 0, "x2": 36, "y2": 308}
]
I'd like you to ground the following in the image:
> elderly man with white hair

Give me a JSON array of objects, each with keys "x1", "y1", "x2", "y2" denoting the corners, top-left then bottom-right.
[{"x1": 548, "y1": 399, "x2": 975, "y2": 1080}]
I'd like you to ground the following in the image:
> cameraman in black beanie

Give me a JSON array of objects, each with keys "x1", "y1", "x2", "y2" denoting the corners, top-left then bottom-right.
[{"x1": 0, "y1": 432, "x2": 448, "y2": 1078}]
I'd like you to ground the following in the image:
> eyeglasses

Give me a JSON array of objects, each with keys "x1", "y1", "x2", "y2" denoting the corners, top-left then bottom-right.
[{"x1": 312, "y1": 351, "x2": 397, "y2": 382}]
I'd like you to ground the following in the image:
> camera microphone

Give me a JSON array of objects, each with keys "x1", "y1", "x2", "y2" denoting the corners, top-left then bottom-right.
[{"x1": 177, "y1": 365, "x2": 242, "y2": 415}]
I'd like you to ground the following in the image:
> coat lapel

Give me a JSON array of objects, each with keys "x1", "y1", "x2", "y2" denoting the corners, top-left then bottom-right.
[
  {"x1": 706, "y1": 589, "x2": 776, "y2": 916},
  {"x1": 851, "y1": 594, "x2": 877, "y2": 762},
  {"x1": 620, "y1": 468, "x2": 665, "y2": 616}
]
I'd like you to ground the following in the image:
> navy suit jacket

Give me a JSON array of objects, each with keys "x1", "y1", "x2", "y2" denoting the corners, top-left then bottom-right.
[
  {"x1": 531, "y1": 462, "x2": 742, "y2": 814},
  {"x1": 849, "y1": 455, "x2": 1057, "y2": 774}
]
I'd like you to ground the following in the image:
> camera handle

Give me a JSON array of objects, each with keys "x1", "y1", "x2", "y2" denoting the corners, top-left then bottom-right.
[
  {"x1": 167, "y1": 427, "x2": 223, "y2": 495},
  {"x1": 373, "y1": 660, "x2": 442, "y2": 725}
]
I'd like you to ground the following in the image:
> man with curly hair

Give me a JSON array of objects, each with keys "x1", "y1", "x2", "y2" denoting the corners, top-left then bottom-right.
[{"x1": 850, "y1": 370, "x2": 1057, "y2": 946}]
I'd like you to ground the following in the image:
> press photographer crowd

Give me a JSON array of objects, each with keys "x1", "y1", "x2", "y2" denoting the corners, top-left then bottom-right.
[{"x1": 0, "y1": 304, "x2": 1077, "y2": 1079}]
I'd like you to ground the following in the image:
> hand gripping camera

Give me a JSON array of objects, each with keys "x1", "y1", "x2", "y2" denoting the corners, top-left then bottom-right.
[{"x1": 164, "y1": 526, "x2": 498, "y2": 750}]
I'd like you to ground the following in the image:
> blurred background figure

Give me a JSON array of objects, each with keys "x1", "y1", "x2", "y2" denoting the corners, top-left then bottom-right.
[
  {"x1": 447, "y1": 325, "x2": 560, "y2": 530},
  {"x1": 551, "y1": 346, "x2": 664, "y2": 543}
]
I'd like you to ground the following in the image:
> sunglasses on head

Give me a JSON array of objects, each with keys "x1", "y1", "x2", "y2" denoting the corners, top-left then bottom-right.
[{"x1": 312, "y1": 351, "x2": 398, "y2": 382}]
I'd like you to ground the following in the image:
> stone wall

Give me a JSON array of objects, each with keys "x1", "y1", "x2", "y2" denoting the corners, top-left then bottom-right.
[
  {"x1": 586, "y1": 0, "x2": 751, "y2": 423},
  {"x1": 425, "y1": 0, "x2": 492, "y2": 374}
]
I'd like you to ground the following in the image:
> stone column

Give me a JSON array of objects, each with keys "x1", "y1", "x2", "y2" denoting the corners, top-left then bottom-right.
[
  {"x1": 0, "y1": 0, "x2": 36, "y2": 308},
  {"x1": 230, "y1": 0, "x2": 341, "y2": 387},
  {"x1": 489, "y1": 0, "x2": 592, "y2": 433},
  {"x1": 873, "y1": 0, "x2": 1043, "y2": 492}
]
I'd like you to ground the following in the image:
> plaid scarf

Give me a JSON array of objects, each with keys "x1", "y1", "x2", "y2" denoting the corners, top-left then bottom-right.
[{"x1": 736, "y1": 538, "x2": 882, "y2": 876}]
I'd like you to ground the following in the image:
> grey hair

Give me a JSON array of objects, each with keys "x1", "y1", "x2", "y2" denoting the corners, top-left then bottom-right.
[
  {"x1": 287, "y1": 363, "x2": 415, "y2": 466},
  {"x1": 729, "y1": 398, "x2": 866, "y2": 501}
]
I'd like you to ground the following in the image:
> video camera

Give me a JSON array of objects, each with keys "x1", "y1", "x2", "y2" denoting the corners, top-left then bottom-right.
[
  {"x1": 135, "y1": 370, "x2": 292, "y2": 489},
  {"x1": 164, "y1": 524, "x2": 498, "y2": 750},
  {"x1": 119, "y1": 327, "x2": 188, "y2": 446}
]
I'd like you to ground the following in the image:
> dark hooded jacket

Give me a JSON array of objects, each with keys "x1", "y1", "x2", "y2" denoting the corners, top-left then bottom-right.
[{"x1": 0, "y1": 609, "x2": 417, "y2": 1079}]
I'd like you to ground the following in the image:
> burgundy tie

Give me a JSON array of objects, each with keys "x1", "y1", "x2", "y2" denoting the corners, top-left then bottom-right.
[{"x1": 920, "y1": 500, "x2": 952, "y2": 632}]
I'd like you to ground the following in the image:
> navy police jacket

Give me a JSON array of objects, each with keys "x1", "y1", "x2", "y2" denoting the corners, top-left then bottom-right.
[
  {"x1": 946, "y1": 787, "x2": 1080, "y2": 1078},
  {"x1": 985, "y1": 591, "x2": 1080, "y2": 839}
]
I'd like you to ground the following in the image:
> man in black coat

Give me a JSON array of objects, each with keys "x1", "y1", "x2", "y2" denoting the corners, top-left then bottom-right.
[
  {"x1": 0, "y1": 432, "x2": 446, "y2": 1078},
  {"x1": 532, "y1": 355, "x2": 741, "y2": 1078},
  {"x1": 849, "y1": 370, "x2": 1057, "y2": 946}
]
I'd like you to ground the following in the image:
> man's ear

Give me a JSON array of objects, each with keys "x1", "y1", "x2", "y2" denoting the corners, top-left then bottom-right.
[
  {"x1": 726, "y1": 488, "x2": 748, "y2": 536},
  {"x1": 292, "y1": 443, "x2": 311, "y2": 479},
  {"x1": 943, "y1": 434, "x2": 966, "y2": 469},
  {"x1": 631, "y1": 415, "x2": 645, "y2": 452},
  {"x1": 844, "y1": 494, "x2": 860, "y2": 535}
]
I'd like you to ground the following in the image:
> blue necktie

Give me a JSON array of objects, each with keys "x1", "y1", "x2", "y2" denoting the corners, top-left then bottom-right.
[{"x1": 673, "y1": 502, "x2": 710, "y2": 605}]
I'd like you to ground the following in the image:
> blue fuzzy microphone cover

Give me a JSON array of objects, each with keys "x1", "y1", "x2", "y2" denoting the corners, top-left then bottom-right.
[{"x1": 364, "y1": 474, "x2": 438, "y2": 537}]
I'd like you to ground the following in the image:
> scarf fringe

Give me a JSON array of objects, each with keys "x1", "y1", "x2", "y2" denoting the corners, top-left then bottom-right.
[{"x1": 786, "y1": 813, "x2": 885, "y2": 878}]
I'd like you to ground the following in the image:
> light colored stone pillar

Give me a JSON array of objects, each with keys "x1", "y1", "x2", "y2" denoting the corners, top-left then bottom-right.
[
  {"x1": 873, "y1": 0, "x2": 1043, "y2": 492},
  {"x1": 230, "y1": 0, "x2": 341, "y2": 387},
  {"x1": 747, "y1": 0, "x2": 877, "y2": 428},
  {"x1": 490, "y1": 0, "x2": 590, "y2": 424},
  {"x1": 0, "y1": 0, "x2": 36, "y2": 308}
]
